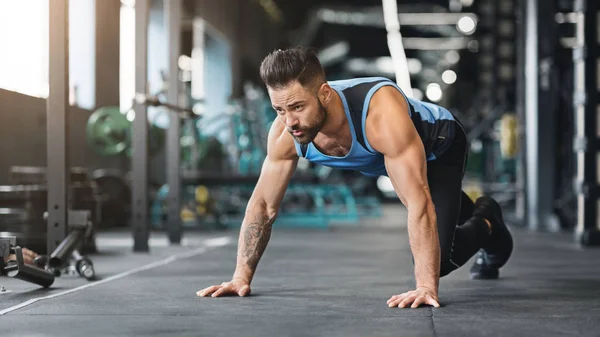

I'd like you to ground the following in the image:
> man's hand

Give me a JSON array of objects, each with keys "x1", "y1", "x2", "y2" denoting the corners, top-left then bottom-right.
[
  {"x1": 197, "y1": 278, "x2": 251, "y2": 297},
  {"x1": 4, "y1": 248, "x2": 39, "y2": 265},
  {"x1": 387, "y1": 287, "x2": 441, "y2": 308}
]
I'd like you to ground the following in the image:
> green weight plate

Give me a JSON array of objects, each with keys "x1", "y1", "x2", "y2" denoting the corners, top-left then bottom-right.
[{"x1": 87, "y1": 106, "x2": 130, "y2": 156}]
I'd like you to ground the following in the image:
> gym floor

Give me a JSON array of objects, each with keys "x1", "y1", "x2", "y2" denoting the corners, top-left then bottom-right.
[{"x1": 1, "y1": 206, "x2": 599, "y2": 337}]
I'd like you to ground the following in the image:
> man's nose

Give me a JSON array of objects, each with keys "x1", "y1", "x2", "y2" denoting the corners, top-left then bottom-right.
[{"x1": 285, "y1": 115, "x2": 299, "y2": 127}]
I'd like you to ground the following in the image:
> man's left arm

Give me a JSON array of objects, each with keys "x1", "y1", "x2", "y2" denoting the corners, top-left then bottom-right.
[{"x1": 365, "y1": 86, "x2": 441, "y2": 309}]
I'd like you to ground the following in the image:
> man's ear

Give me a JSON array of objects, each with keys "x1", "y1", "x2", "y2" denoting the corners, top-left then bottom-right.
[{"x1": 317, "y1": 83, "x2": 332, "y2": 104}]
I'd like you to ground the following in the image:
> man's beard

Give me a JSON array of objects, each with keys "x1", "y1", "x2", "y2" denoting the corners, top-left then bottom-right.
[{"x1": 290, "y1": 101, "x2": 328, "y2": 145}]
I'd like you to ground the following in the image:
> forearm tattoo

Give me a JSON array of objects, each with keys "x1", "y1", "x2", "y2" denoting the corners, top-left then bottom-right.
[{"x1": 243, "y1": 215, "x2": 275, "y2": 270}]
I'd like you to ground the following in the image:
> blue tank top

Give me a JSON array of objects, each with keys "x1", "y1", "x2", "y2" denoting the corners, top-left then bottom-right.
[{"x1": 293, "y1": 77, "x2": 458, "y2": 177}]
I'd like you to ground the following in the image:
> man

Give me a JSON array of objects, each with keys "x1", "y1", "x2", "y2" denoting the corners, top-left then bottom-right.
[{"x1": 197, "y1": 47, "x2": 513, "y2": 309}]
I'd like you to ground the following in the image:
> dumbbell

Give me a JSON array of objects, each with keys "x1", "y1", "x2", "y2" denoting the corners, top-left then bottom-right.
[{"x1": 5, "y1": 247, "x2": 55, "y2": 288}]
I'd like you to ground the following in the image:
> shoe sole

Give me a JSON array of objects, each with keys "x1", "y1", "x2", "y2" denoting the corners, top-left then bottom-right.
[{"x1": 470, "y1": 268, "x2": 499, "y2": 280}]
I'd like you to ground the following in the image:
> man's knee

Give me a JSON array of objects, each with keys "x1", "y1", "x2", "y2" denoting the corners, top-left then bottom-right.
[
  {"x1": 440, "y1": 259, "x2": 459, "y2": 277},
  {"x1": 439, "y1": 248, "x2": 460, "y2": 277}
]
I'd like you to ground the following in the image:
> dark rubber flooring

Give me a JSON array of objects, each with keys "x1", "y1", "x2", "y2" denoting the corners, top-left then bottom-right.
[{"x1": 1, "y1": 216, "x2": 600, "y2": 336}]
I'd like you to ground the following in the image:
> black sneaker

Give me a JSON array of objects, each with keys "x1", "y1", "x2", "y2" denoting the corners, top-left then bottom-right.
[
  {"x1": 469, "y1": 249, "x2": 499, "y2": 280},
  {"x1": 469, "y1": 196, "x2": 513, "y2": 278}
]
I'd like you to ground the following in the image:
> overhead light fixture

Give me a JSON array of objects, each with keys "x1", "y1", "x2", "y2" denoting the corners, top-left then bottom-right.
[
  {"x1": 457, "y1": 15, "x2": 477, "y2": 35},
  {"x1": 445, "y1": 50, "x2": 461, "y2": 64},
  {"x1": 426, "y1": 83, "x2": 443, "y2": 102},
  {"x1": 442, "y1": 70, "x2": 457, "y2": 84}
]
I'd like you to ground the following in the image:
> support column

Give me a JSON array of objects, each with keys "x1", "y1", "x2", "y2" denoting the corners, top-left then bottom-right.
[
  {"x1": 47, "y1": 0, "x2": 70, "y2": 255},
  {"x1": 514, "y1": 0, "x2": 527, "y2": 223},
  {"x1": 524, "y1": 0, "x2": 560, "y2": 231},
  {"x1": 132, "y1": 0, "x2": 150, "y2": 252},
  {"x1": 165, "y1": 0, "x2": 182, "y2": 244},
  {"x1": 574, "y1": 0, "x2": 600, "y2": 245},
  {"x1": 95, "y1": 0, "x2": 120, "y2": 107}
]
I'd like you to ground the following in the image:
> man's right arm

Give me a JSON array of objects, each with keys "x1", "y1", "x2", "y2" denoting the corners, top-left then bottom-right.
[
  {"x1": 197, "y1": 120, "x2": 297, "y2": 297},
  {"x1": 232, "y1": 135, "x2": 298, "y2": 283}
]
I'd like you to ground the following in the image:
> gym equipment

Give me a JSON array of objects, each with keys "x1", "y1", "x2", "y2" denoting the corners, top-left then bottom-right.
[
  {"x1": 499, "y1": 113, "x2": 518, "y2": 159},
  {"x1": 36, "y1": 210, "x2": 96, "y2": 280},
  {"x1": 10, "y1": 166, "x2": 91, "y2": 185},
  {"x1": 152, "y1": 182, "x2": 363, "y2": 229},
  {"x1": 5, "y1": 247, "x2": 56, "y2": 288},
  {"x1": 86, "y1": 106, "x2": 165, "y2": 157},
  {"x1": 151, "y1": 184, "x2": 226, "y2": 230},
  {"x1": 92, "y1": 169, "x2": 131, "y2": 228},
  {"x1": 86, "y1": 106, "x2": 131, "y2": 156},
  {"x1": 0, "y1": 185, "x2": 47, "y2": 253},
  {"x1": 4, "y1": 167, "x2": 100, "y2": 253},
  {"x1": 71, "y1": 250, "x2": 95, "y2": 281},
  {"x1": 1, "y1": 236, "x2": 55, "y2": 288},
  {"x1": 134, "y1": 93, "x2": 196, "y2": 119},
  {"x1": 0, "y1": 211, "x2": 96, "y2": 294}
]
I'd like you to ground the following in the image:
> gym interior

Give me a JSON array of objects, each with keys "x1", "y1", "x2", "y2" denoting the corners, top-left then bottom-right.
[{"x1": 1, "y1": 0, "x2": 599, "y2": 336}]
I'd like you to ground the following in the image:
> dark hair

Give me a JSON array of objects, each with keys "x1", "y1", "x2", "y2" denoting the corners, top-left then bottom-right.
[{"x1": 259, "y1": 46, "x2": 326, "y2": 92}]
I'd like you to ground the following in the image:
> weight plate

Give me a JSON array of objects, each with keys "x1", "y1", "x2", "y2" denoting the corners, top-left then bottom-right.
[{"x1": 87, "y1": 106, "x2": 130, "y2": 156}]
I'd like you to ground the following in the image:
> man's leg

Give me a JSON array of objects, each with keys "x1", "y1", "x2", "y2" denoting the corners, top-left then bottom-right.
[
  {"x1": 428, "y1": 121, "x2": 513, "y2": 278},
  {"x1": 427, "y1": 162, "x2": 490, "y2": 277}
]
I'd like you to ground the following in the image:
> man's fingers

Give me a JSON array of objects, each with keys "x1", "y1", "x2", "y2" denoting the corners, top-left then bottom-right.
[
  {"x1": 388, "y1": 294, "x2": 408, "y2": 307},
  {"x1": 427, "y1": 297, "x2": 441, "y2": 308},
  {"x1": 387, "y1": 293, "x2": 409, "y2": 305},
  {"x1": 388, "y1": 299, "x2": 402, "y2": 308},
  {"x1": 399, "y1": 295, "x2": 417, "y2": 308},
  {"x1": 197, "y1": 285, "x2": 220, "y2": 297},
  {"x1": 411, "y1": 297, "x2": 425, "y2": 308},
  {"x1": 211, "y1": 287, "x2": 228, "y2": 297}
]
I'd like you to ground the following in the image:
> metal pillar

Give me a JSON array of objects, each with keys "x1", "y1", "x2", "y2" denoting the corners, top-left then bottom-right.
[
  {"x1": 514, "y1": 0, "x2": 527, "y2": 224},
  {"x1": 132, "y1": 0, "x2": 150, "y2": 252},
  {"x1": 47, "y1": 0, "x2": 70, "y2": 255},
  {"x1": 574, "y1": 0, "x2": 600, "y2": 246},
  {"x1": 165, "y1": 0, "x2": 182, "y2": 244},
  {"x1": 477, "y1": 0, "x2": 497, "y2": 112},
  {"x1": 524, "y1": 0, "x2": 560, "y2": 231},
  {"x1": 494, "y1": 1, "x2": 517, "y2": 110}
]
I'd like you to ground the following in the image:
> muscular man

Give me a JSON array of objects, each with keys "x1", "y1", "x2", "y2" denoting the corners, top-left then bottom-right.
[{"x1": 198, "y1": 47, "x2": 513, "y2": 308}]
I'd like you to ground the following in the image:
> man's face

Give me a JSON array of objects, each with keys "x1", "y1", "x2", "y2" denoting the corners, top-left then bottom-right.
[{"x1": 268, "y1": 81, "x2": 328, "y2": 145}]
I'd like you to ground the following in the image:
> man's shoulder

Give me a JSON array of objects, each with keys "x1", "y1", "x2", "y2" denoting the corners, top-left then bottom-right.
[
  {"x1": 267, "y1": 119, "x2": 298, "y2": 160},
  {"x1": 328, "y1": 77, "x2": 393, "y2": 90}
]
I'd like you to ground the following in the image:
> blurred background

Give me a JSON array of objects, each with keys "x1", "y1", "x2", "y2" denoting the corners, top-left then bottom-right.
[{"x1": 0, "y1": 0, "x2": 595, "y2": 255}]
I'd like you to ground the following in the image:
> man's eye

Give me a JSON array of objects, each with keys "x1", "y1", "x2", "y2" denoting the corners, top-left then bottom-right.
[{"x1": 294, "y1": 105, "x2": 303, "y2": 111}]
